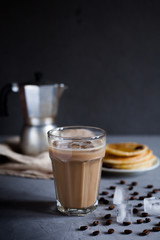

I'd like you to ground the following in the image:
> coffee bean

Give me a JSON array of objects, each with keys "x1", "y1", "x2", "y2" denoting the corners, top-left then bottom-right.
[
  {"x1": 110, "y1": 186, "x2": 116, "y2": 190},
  {"x1": 80, "y1": 226, "x2": 88, "y2": 231},
  {"x1": 92, "y1": 221, "x2": 99, "y2": 226},
  {"x1": 106, "y1": 220, "x2": 112, "y2": 225},
  {"x1": 133, "y1": 191, "x2": 139, "y2": 195},
  {"x1": 104, "y1": 214, "x2": 111, "y2": 219},
  {"x1": 92, "y1": 230, "x2": 100, "y2": 236},
  {"x1": 123, "y1": 221, "x2": 131, "y2": 226},
  {"x1": 145, "y1": 218, "x2": 151, "y2": 223},
  {"x1": 139, "y1": 196, "x2": 146, "y2": 200},
  {"x1": 147, "y1": 185, "x2": 153, "y2": 188},
  {"x1": 156, "y1": 222, "x2": 160, "y2": 226},
  {"x1": 108, "y1": 228, "x2": 114, "y2": 234},
  {"x1": 152, "y1": 188, "x2": 159, "y2": 193},
  {"x1": 120, "y1": 180, "x2": 126, "y2": 184},
  {"x1": 133, "y1": 208, "x2": 138, "y2": 214},
  {"x1": 152, "y1": 227, "x2": 160, "y2": 232},
  {"x1": 137, "y1": 203, "x2": 143, "y2": 207},
  {"x1": 141, "y1": 212, "x2": 148, "y2": 217},
  {"x1": 130, "y1": 196, "x2": 137, "y2": 200},
  {"x1": 128, "y1": 186, "x2": 133, "y2": 190},
  {"x1": 131, "y1": 181, "x2": 137, "y2": 186},
  {"x1": 99, "y1": 197, "x2": 109, "y2": 204},
  {"x1": 99, "y1": 197, "x2": 105, "y2": 202},
  {"x1": 142, "y1": 229, "x2": 150, "y2": 235},
  {"x1": 101, "y1": 191, "x2": 108, "y2": 195},
  {"x1": 147, "y1": 192, "x2": 153, "y2": 197},
  {"x1": 103, "y1": 199, "x2": 109, "y2": 204},
  {"x1": 137, "y1": 219, "x2": 143, "y2": 224},
  {"x1": 108, "y1": 205, "x2": 115, "y2": 210},
  {"x1": 109, "y1": 194, "x2": 114, "y2": 198},
  {"x1": 124, "y1": 229, "x2": 132, "y2": 234}
]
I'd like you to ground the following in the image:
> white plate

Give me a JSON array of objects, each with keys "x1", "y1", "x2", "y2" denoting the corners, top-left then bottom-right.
[{"x1": 102, "y1": 157, "x2": 160, "y2": 174}]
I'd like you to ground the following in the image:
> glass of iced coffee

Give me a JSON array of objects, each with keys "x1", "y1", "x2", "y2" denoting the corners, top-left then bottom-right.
[{"x1": 48, "y1": 126, "x2": 106, "y2": 216}]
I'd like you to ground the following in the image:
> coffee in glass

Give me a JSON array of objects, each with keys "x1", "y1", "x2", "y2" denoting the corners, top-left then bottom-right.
[{"x1": 48, "y1": 126, "x2": 106, "y2": 216}]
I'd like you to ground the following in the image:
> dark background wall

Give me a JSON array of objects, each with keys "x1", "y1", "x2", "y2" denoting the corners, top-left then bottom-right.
[{"x1": 0, "y1": 0, "x2": 160, "y2": 135}]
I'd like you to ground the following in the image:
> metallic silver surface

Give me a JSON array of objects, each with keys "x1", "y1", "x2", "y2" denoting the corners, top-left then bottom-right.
[
  {"x1": 12, "y1": 83, "x2": 67, "y2": 155},
  {"x1": 20, "y1": 124, "x2": 56, "y2": 155}
]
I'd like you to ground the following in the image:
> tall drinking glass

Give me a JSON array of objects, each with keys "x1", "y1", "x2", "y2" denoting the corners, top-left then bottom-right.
[{"x1": 48, "y1": 126, "x2": 106, "y2": 216}]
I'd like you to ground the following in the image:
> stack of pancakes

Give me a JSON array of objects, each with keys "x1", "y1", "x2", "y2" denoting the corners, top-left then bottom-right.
[{"x1": 103, "y1": 142, "x2": 156, "y2": 170}]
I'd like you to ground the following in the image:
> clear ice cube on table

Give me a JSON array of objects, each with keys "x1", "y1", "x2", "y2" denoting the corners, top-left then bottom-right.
[
  {"x1": 117, "y1": 203, "x2": 133, "y2": 223},
  {"x1": 113, "y1": 186, "x2": 129, "y2": 205},
  {"x1": 144, "y1": 197, "x2": 160, "y2": 215}
]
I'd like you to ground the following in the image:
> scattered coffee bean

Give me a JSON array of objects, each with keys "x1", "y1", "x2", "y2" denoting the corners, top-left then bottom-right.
[
  {"x1": 147, "y1": 192, "x2": 153, "y2": 197},
  {"x1": 106, "y1": 220, "x2": 112, "y2": 225},
  {"x1": 123, "y1": 221, "x2": 131, "y2": 226},
  {"x1": 108, "y1": 205, "x2": 115, "y2": 210},
  {"x1": 142, "y1": 229, "x2": 150, "y2": 235},
  {"x1": 128, "y1": 186, "x2": 133, "y2": 190},
  {"x1": 99, "y1": 197, "x2": 109, "y2": 204},
  {"x1": 124, "y1": 229, "x2": 132, "y2": 234},
  {"x1": 137, "y1": 203, "x2": 143, "y2": 207},
  {"x1": 133, "y1": 208, "x2": 138, "y2": 214},
  {"x1": 152, "y1": 227, "x2": 160, "y2": 232},
  {"x1": 110, "y1": 186, "x2": 116, "y2": 190},
  {"x1": 108, "y1": 228, "x2": 114, "y2": 234},
  {"x1": 156, "y1": 222, "x2": 160, "y2": 226},
  {"x1": 141, "y1": 212, "x2": 149, "y2": 217},
  {"x1": 120, "y1": 180, "x2": 126, "y2": 184},
  {"x1": 92, "y1": 230, "x2": 100, "y2": 236},
  {"x1": 103, "y1": 199, "x2": 109, "y2": 204},
  {"x1": 101, "y1": 191, "x2": 108, "y2": 195},
  {"x1": 137, "y1": 219, "x2": 144, "y2": 224},
  {"x1": 92, "y1": 221, "x2": 99, "y2": 226},
  {"x1": 130, "y1": 196, "x2": 137, "y2": 200},
  {"x1": 139, "y1": 196, "x2": 146, "y2": 200},
  {"x1": 135, "y1": 145, "x2": 143, "y2": 150},
  {"x1": 99, "y1": 197, "x2": 105, "y2": 202},
  {"x1": 131, "y1": 181, "x2": 137, "y2": 186},
  {"x1": 80, "y1": 226, "x2": 88, "y2": 231},
  {"x1": 104, "y1": 214, "x2": 111, "y2": 219},
  {"x1": 109, "y1": 194, "x2": 114, "y2": 198},
  {"x1": 147, "y1": 185, "x2": 153, "y2": 188},
  {"x1": 152, "y1": 188, "x2": 159, "y2": 193},
  {"x1": 145, "y1": 218, "x2": 151, "y2": 223},
  {"x1": 133, "y1": 191, "x2": 139, "y2": 195}
]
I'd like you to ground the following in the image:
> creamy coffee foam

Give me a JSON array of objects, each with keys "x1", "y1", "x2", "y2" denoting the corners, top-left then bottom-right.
[{"x1": 49, "y1": 144, "x2": 105, "y2": 161}]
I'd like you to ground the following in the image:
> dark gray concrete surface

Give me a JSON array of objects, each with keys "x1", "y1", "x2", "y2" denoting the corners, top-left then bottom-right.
[
  {"x1": 0, "y1": 135, "x2": 160, "y2": 240},
  {"x1": 1, "y1": 1, "x2": 160, "y2": 135}
]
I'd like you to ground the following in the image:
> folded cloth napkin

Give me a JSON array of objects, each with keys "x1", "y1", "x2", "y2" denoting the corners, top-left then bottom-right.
[{"x1": 0, "y1": 136, "x2": 53, "y2": 179}]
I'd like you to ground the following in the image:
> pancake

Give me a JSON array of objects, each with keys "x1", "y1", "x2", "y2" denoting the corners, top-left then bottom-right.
[
  {"x1": 104, "y1": 149, "x2": 152, "y2": 164},
  {"x1": 103, "y1": 153, "x2": 156, "y2": 170},
  {"x1": 103, "y1": 142, "x2": 156, "y2": 170},
  {"x1": 105, "y1": 142, "x2": 148, "y2": 157}
]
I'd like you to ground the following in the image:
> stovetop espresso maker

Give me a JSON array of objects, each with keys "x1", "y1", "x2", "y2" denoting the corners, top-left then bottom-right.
[{"x1": 0, "y1": 73, "x2": 67, "y2": 155}]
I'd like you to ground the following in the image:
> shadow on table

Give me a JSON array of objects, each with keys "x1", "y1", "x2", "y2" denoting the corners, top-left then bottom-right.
[
  {"x1": 101, "y1": 171, "x2": 139, "y2": 178},
  {"x1": 0, "y1": 199, "x2": 59, "y2": 218}
]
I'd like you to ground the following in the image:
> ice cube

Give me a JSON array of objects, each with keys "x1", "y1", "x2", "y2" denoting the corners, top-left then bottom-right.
[
  {"x1": 81, "y1": 141, "x2": 94, "y2": 149},
  {"x1": 117, "y1": 203, "x2": 132, "y2": 223},
  {"x1": 52, "y1": 140, "x2": 68, "y2": 149},
  {"x1": 144, "y1": 197, "x2": 160, "y2": 215},
  {"x1": 113, "y1": 186, "x2": 129, "y2": 205},
  {"x1": 68, "y1": 142, "x2": 81, "y2": 149}
]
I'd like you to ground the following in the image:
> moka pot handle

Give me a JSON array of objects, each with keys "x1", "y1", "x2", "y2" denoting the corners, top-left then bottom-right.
[{"x1": 0, "y1": 83, "x2": 19, "y2": 116}]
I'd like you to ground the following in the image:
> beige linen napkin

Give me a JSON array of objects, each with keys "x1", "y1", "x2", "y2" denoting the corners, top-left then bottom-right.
[{"x1": 0, "y1": 136, "x2": 53, "y2": 179}]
